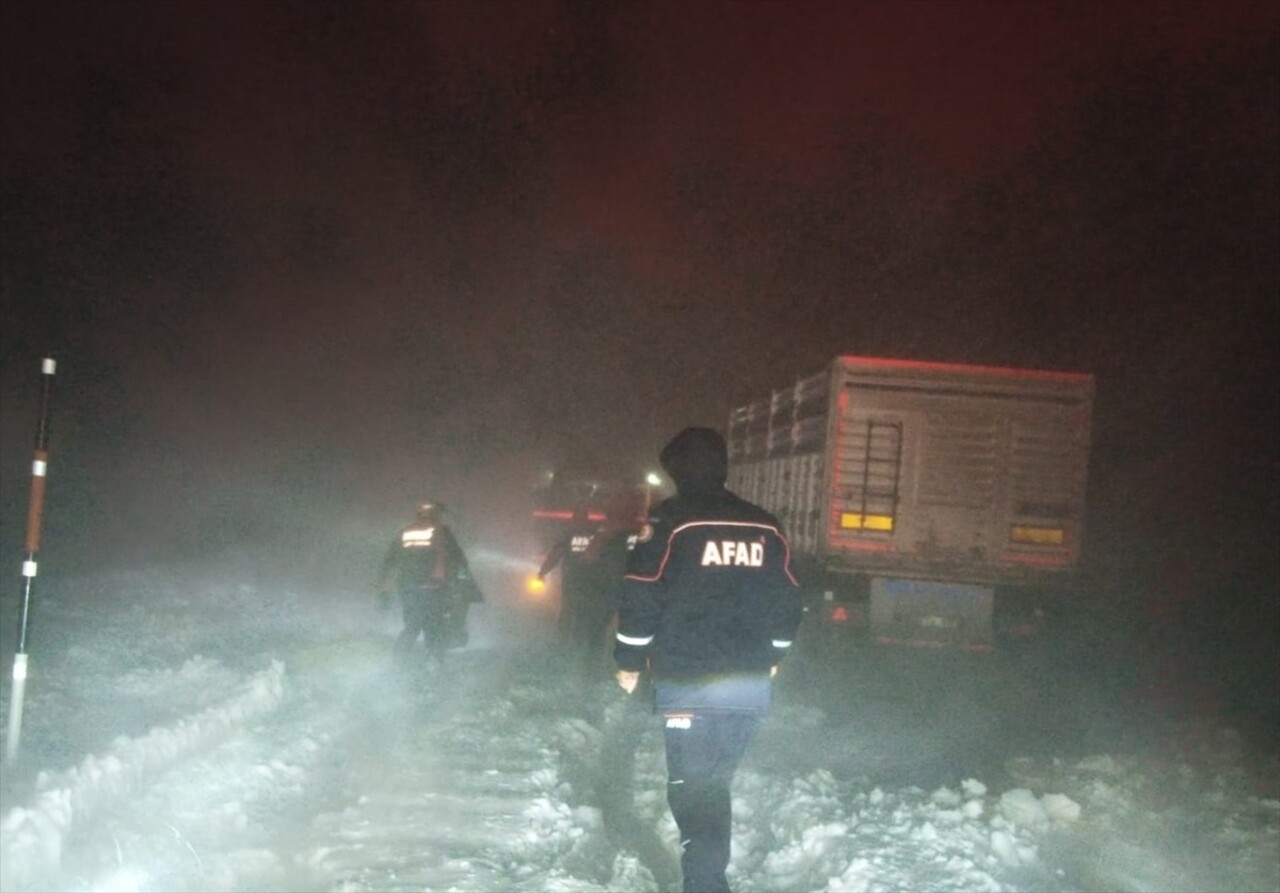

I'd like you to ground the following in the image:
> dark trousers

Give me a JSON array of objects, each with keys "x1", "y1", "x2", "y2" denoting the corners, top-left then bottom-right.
[
  {"x1": 556, "y1": 578, "x2": 582, "y2": 641},
  {"x1": 662, "y1": 713, "x2": 759, "y2": 893},
  {"x1": 558, "y1": 573, "x2": 617, "y2": 677},
  {"x1": 396, "y1": 585, "x2": 455, "y2": 655}
]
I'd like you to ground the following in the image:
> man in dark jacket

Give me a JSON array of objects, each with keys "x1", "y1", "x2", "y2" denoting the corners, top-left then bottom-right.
[
  {"x1": 614, "y1": 428, "x2": 803, "y2": 893},
  {"x1": 378, "y1": 501, "x2": 481, "y2": 661},
  {"x1": 540, "y1": 489, "x2": 643, "y2": 676},
  {"x1": 537, "y1": 513, "x2": 604, "y2": 645}
]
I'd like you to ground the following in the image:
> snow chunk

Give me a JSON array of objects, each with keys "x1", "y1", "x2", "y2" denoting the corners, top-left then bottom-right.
[
  {"x1": 931, "y1": 786, "x2": 962, "y2": 808},
  {"x1": 997, "y1": 787, "x2": 1080, "y2": 832},
  {"x1": 1040, "y1": 792, "x2": 1082, "y2": 824},
  {"x1": 990, "y1": 829, "x2": 1026, "y2": 866},
  {"x1": 998, "y1": 788, "x2": 1045, "y2": 830},
  {"x1": 762, "y1": 822, "x2": 851, "y2": 889}
]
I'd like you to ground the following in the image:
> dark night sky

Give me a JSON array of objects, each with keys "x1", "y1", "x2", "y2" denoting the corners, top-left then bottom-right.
[{"x1": 1, "y1": 1, "x2": 1277, "y2": 607}]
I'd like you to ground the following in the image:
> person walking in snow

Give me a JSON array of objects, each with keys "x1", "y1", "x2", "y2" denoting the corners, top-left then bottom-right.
[
  {"x1": 537, "y1": 510, "x2": 606, "y2": 647},
  {"x1": 613, "y1": 427, "x2": 803, "y2": 893},
  {"x1": 538, "y1": 489, "x2": 642, "y2": 677},
  {"x1": 378, "y1": 500, "x2": 481, "y2": 662}
]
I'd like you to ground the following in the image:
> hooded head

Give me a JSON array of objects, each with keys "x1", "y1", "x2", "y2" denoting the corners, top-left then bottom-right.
[{"x1": 659, "y1": 427, "x2": 728, "y2": 495}]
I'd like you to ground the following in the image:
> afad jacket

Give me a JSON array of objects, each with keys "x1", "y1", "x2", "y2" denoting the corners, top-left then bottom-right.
[
  {"x1": 614, "y1": 487, "x2": 803, "y2": 713},
  {"x1": 380, "y1": 523, "x2": 483, "y2": 602}
]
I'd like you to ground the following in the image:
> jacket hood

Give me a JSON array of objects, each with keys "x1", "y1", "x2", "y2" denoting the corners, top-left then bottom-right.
[{"x1": 659, "y1": 427, "x2": 728, "y2": 494}]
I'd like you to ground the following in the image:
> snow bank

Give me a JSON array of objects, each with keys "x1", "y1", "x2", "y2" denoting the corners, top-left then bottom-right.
[
  {"x1": 730, "y1": 769, "x2": 1085, "y2": 892},
  {"x1": 0, "y1": 661, "x2": 287, "y2": 891}
]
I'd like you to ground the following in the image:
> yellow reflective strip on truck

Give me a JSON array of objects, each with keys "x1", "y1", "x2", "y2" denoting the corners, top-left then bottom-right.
[
  {"x1": 840, "y1": 512, "x2": 894, "y2": 532},
  {"x1": 1009, "y1": 525, "x2": 1065, "y2": 545}
]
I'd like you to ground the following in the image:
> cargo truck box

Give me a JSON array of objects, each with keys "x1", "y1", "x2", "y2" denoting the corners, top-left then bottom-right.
[{"x1": 726, "y1": 356, "x2": 1094, "y2": 649}]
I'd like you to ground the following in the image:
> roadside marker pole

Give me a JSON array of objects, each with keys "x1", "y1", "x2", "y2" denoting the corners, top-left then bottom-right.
[{"x1": 6, "y1": 357, "x2": 56, "y2": 766}]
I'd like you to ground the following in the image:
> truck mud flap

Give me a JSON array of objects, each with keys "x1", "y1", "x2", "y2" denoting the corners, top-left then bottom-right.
[{"x1": 869, "y1": 578, "x2": 994, "y2": 651}]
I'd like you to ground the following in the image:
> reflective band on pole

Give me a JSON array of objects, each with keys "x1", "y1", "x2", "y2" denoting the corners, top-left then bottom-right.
[
  {"x1": 42, "y1": 358, "x2": 56, "y2": 375},
  {"x1": 6, "y1": 659, "x2": 28, "y2": 764},
  {"x1": 22, "y1": 560, "x2": 37, "y2": 578},
  {"x1": 32, "y1": 459, "x2": 47, "y2": 476}
]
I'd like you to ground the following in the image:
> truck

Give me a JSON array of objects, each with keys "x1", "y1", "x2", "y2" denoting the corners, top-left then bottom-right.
[
  {"x1": 526, "y1": 466, "x2": 652, "y2": 600},
  {"x1": 726, "y1": 355, "x2": 1094, "y2": 651},
  {"x1": 530, "y1": 467, "x2": 652, "y2": 555}
]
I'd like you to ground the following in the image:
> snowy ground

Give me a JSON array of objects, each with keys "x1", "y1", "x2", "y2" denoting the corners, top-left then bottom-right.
[{"x1": 0, "y1": 563, "x2": 1276, "y2": 893}]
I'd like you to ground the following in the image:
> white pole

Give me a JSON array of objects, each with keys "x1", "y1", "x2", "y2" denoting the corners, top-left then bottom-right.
[{"x1": 5, "y1": 357, "x2": 55, "y2": 766}]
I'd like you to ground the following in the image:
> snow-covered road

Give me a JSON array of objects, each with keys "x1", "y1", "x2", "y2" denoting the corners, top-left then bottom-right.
[{"x1": 1, "y1": 568, "x2": 1276, "y2": 892}]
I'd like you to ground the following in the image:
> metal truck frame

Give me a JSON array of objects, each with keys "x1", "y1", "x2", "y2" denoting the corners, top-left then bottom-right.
[{"x1": 726, "y1": 356, "x2": 1094, "y2": 650}]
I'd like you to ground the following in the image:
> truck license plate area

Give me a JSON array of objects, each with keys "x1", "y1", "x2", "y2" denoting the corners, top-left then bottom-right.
[
  {"x1": 870, "y1": 578, "x2": 993, "y2": 649},
  {"x1": 919, "y1": 614, "x2": 958, "y2": 629}
]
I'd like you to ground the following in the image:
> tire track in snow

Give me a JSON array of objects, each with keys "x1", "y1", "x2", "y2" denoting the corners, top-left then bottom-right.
[{"x1": 292, "y1": 649, "x2": 619, "y2": 892}]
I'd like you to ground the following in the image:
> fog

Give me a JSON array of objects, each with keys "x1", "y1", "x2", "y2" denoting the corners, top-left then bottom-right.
[{"x1": 1, "y1": 0, "x2": 1277, "y2": 850}]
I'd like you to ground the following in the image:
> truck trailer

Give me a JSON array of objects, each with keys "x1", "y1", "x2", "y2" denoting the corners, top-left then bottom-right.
[{"x1": 726, "y1": 356, "x2": 1094, "y2": 650}]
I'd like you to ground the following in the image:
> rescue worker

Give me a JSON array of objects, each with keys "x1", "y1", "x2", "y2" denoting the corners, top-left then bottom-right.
[
  {"x1": 378, "y1": 500, "x2": 481, "y2": 661},
  {"x1": 538, "y1": 490, "x2": 642, "y2": 675},
  {"x1": 537, "y1": 510, "x2": 601, "y2": 646},
  {"x1": 614, "y1": 428, "x2": 803, "y2": 893}
]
